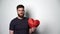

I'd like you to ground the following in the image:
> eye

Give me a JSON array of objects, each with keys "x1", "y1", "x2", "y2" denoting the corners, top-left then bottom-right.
[{"x1": 18, "y1": 10, "x2": 24, "y2": 11}]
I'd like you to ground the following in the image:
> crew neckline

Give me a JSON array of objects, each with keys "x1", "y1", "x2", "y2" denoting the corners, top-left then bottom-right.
[{"x1": 16, "y1": 17, "x2": 25, "y2": 20}]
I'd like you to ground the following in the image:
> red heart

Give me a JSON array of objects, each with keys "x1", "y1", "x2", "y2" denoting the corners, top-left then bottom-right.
[{"x1": 28, "y1": 18, "x2": 40, "y2": 28}]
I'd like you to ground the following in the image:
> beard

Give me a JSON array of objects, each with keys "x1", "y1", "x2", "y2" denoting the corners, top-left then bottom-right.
[{"x1": 18, "y1": 14, "x2": 24, "y2": 18}]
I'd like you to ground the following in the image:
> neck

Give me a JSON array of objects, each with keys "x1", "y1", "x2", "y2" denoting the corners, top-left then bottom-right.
[{"x1": 17, "y1": 16, "x2": 24, "y2": 19}]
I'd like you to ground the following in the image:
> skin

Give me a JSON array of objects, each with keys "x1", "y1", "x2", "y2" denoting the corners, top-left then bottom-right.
[{"x1": 9, "y1": 8, "x2": 36, "y2": 34}]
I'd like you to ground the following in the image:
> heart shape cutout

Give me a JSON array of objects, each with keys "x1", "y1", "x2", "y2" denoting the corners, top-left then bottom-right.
[{"x1": 28, "y1": 18, "x2": 40, "y2": 28}]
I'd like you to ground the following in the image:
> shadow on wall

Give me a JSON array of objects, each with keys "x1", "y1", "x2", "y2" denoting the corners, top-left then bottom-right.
[
  {"x1": 25, "y1": 8, "x2": 40, "y2": 34},
  {"x1": 25, "y1": 8, "x2": 32, "y2": 18},
  {"x1": 40, "y1": 22, "x2": 50, "y2": 34},
  {"x1": 25, "y1": 8, "x2": 51, "y2": 34}
]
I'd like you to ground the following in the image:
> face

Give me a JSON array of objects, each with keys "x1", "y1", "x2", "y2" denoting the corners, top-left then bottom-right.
[{"x1": 17, "y1": 8, "x2": 24, "y2": 18}]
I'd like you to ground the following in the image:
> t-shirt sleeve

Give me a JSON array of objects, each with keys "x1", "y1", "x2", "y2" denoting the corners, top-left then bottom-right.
[
  {"x1": 27, "y1": 18, "x2": 30, "y2": 29},
  {"x1": 9, "y1": 20, "x2": 15, "y2": 30}
]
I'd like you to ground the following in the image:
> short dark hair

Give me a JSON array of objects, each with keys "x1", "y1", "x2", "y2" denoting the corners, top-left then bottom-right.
[{"x1": 16, "y1": 4, "x2": 24, "y2": 10}]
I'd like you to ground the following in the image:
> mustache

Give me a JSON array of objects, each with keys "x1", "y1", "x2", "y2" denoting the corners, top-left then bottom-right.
[{"x1": 18, "y1": 14, "x2": 24, "y2": 18}]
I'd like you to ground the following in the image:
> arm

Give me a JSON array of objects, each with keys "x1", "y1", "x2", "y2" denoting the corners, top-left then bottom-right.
[
  {"x1": 9, "y1": 30, "x2": 14, "y2": 34},
  {"x1": 9, "y1": 20, "x2": 15, "y2": 34}
]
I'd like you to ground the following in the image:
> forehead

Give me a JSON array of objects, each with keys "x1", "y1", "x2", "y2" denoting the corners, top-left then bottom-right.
[{"x1": 18, "y1": 8, "x2": 24, "y2": 10}]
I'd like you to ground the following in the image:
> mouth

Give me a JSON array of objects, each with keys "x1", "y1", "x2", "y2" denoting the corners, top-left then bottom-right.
[{"x1": 21, "y1": 13, "x2": 23, "y2": 14}]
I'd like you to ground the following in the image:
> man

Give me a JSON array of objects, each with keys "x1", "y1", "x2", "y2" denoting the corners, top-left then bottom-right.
[{"x1": 9, "y1": 4, "x2": 36, "y2": 34}]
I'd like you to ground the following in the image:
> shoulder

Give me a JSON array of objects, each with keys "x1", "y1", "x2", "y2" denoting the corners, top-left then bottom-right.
[{"x1": 10, "y1": 17, "x2": 17, "y2": 24}]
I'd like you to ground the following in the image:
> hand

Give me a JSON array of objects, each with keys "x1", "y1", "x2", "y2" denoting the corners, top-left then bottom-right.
[
  {"x1": 29, "y1": 27, "x2": 37, "y2": 34},
  {"x1": 31, "y1": 27, "x2": 36, "y2": 32}
]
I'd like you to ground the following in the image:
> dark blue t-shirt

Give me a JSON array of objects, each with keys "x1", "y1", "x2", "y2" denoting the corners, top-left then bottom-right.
[{"x1": 9, "y1": 17, "x2": 29, "y2": 34}]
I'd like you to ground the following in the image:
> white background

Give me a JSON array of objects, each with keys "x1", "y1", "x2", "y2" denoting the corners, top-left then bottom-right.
[{"x1": 0, "y1": 0, "x2": 60, "y2": 34}]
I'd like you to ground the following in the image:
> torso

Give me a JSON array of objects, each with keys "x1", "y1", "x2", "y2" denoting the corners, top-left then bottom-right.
[{"x1": 12, "y1": 17, "x2": 29, "y2": 34}]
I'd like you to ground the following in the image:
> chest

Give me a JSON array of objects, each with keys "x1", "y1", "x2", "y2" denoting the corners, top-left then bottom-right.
[{"x1": 14, "y1": 19, "x2": 29, "y2": 30}]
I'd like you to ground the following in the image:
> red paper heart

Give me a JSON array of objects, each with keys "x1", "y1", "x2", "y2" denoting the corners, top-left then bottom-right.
[{"x1": 28, "y1": 18, "x2": 40, "y2": 28}]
